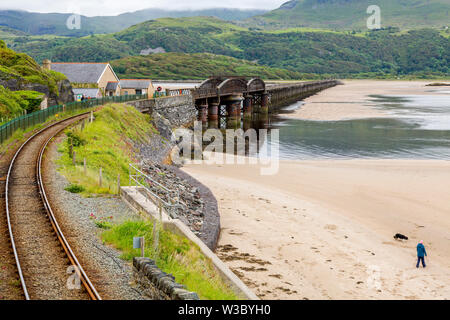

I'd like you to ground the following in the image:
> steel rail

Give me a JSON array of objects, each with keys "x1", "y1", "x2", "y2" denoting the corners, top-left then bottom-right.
[{"x1": 5, "y1": 112, "x2": 101, "y2": 300}]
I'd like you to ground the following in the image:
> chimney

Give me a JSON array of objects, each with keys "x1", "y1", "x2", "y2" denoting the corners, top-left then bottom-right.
[{"x1": 43, "y1": 59, "x2": 51, "y2": 70}]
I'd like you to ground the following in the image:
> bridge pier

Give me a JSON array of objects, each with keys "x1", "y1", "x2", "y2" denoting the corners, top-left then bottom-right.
[
  {"x1": 243, "y1": 96, "x2": 253, "y2": 120},
  {"x1": 260, "y1": 93, "x2": 269, "y2": 114},
  {"x1": 224, "y1": 95, "x2": 243, "y2": 119},
  {"x1": 198, "y1": 102, "x2": 208, "y2": 124},
  {"x1": 207, "y1": 102, "x2": 220, "y2": 128}
]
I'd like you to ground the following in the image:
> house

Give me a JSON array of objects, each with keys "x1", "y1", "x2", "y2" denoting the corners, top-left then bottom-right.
[
  {"x1": 105, "y1": 81, "x2": 120, "y2": 97},
  {"x1": 44, "y1": 60, "x2": 120, "y2": 98},
  {"x1": 119, "y1": 79, "x2": 155, "y2": 96}
]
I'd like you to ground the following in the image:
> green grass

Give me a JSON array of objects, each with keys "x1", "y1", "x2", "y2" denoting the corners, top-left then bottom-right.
[
  {"x1": 56, "y1": 103, "x2": 158, "y2": 195},
  {"x1": 0, "y1": 106, "x2": 97, "y2": 155},
  {"x1": 102, "y1": 220, "x2": 239, "y2": 300}
]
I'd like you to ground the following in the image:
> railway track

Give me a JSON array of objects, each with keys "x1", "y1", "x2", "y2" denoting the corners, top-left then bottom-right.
[{"x1": 3, "y1": 113, "x2": 101, "y2": 300}]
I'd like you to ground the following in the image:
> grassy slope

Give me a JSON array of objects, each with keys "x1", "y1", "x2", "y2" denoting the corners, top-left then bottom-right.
[
  {"x1": 111, "y1": 52, "x2": 311, "y2": 80},
  {"x1": 57, "y1": 103, "x2": 158, "y2": 195},
  {"x1": 0, "y1": 40, "x2": 68, "y2": 118},
  {"x1": 56, "y1": 103, "x2": 238, "y2": 300},
  {"x1": 102, "y1": 220, "x2": 238, "y2": 300},
  {"x1": 246, "y1": 0, "x2": 450, "y2": 30}
]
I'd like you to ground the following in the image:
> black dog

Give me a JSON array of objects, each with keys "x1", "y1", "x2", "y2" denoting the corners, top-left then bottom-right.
[{"x1": 394, "y1": 233, "x2": 409, "y2": 241}]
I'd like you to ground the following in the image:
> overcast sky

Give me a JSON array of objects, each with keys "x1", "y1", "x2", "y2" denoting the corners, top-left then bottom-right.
[{"x1": 0, "y1": 0, "x2": 287, "y2": 16}]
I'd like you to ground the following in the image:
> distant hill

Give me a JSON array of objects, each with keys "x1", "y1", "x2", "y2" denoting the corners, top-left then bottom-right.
[
  {"x1": 5, "y1": 17, "x2": 449, "y2": 78},
  {"x1": 0, "y1": 8, "x2": 267, "y2": 36},
  {"x1": 110, "y1": 52, "x2": 309, "y2": 80},
  {"x1": 0, "y1": 26, "x2": 28, "y2": 38},
  {"x1": 244, "y1": 0, "x2": 450, "y2": 30}
]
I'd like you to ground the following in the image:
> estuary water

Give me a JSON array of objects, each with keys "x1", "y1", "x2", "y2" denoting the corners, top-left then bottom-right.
[{"x1": 265, "y1": 92, "x2": 450, "y2": 160}]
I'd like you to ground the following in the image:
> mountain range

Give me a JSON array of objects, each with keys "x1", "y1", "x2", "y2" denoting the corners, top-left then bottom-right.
[
  {"x1": 0, "y1": 8, "x2": 267, "y2": 36},
  {"x1": 245, "y1": 0, "x2": 450, "y2": 30},
  {"x1": 0, "y1": 1, "x2": 448, "y2": 79}
]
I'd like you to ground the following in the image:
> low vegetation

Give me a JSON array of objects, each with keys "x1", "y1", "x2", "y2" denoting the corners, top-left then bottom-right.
[
  {"x1": 0, "y1": 40, "x2": 68, "y2": 119},
  {"x1": 0, "y1": 85, "x2": 43, "y2": 121},
  {"x1": 111, "y1": 52, "x2": 309, "y2": 80},
  {"x1": 56, "y1": 103, "x2": 157, "y2": 195},
  {"x1": 102, "y1": 220, "x2": 238, "y2": 300}
]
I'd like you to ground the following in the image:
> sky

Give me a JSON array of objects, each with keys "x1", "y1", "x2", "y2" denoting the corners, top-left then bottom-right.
[{"x1": 0, "y1": 0, "x2": 288, "y2": 16}]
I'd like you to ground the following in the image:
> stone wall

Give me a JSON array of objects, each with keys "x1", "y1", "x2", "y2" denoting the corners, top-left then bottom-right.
[
  {"x1": 133, "y1": 257, "x2": 200, "y2": 300},
  {"x1": 127, "y1": 94, "x2": 196, "y2": 128}
]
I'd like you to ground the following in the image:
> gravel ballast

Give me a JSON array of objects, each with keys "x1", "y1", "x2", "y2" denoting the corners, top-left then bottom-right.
[{"x1": 43, "y1": 135, "x2": 145, "y2": 300}]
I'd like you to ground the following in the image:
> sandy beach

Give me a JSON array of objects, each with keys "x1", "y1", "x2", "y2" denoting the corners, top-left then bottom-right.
[
  {"x1": 181, "y1": 80, "x2": 450, "y2": 300},
  {"x1": 182, "y1": 159, "x2": 450, "y2": 300},
  {"x1": 289, "y1": 80, "x2": 448, "y2": 121}
]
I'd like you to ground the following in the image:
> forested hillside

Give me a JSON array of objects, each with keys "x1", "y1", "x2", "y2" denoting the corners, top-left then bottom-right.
[
  {"x1": 5, "y1": 17, "x2": 449, "y2": 78},
  {"x1": 111, "y1": 53, "x2": 314, "y2": 80}
]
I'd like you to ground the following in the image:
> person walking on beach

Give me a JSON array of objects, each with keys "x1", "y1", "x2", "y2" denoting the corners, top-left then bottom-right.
[{"x1": 416, "y1": 240, "x2": 427, "y2": 268}]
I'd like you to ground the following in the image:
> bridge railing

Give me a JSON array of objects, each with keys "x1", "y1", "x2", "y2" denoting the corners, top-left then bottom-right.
[
  {"x1": 192, "y1": 88, "x2": 218, "y2": 99},
  {"x1": 0, "y1": 93, "x2": 148, "y2": 145},
  {"x1": 166, "y1": 88, "x2": 193, "y2": 97}
]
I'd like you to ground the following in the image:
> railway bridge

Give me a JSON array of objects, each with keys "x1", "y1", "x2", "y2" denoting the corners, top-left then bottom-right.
[
  {"x1": 192, "y1": 77, "x2": 339, "y2": 127},
  {"x1": 192, "y1": 77, "x2": 268, "y2": 125}
]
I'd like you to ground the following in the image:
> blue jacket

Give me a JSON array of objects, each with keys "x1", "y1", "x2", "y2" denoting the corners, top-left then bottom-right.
[{"x1": 417, "y1": 243, "x2": 427, "y2": 257}]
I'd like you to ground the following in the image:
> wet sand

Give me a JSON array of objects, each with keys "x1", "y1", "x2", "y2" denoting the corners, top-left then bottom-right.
[
  {"x1": 182, "y1": 159, "x2": 450, "y2": 300},
  {"x1": 289, "y1": 80, "x2": 448, "y2": 121},
  {"x1": 181, "y1": 80, "x2": 450, "y2": 299}
]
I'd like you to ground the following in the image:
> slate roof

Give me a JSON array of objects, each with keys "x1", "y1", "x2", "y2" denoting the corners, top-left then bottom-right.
[
  {"x1": 119, "y1": 79, "x2": 152, "y2": 89},
  {"x1": 73, "y1": 88, "x2": 101, "y2": 98},
  {"x1": 106, "y1": 81, "x2": 119, "y2": 91},
  {"x1": 51, "y1": 63, "x2": 110, "y2": 84}
]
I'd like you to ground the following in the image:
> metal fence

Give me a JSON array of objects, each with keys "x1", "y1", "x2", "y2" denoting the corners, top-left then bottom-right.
[
  {"x1": 0, "y1": 93, "x2": 148, "y2": 144},
  {"x1": 129, "y1": 163, "x2": 180, "y2": 219}
]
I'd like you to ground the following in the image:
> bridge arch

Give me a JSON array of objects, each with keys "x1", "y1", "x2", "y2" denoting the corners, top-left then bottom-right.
[
  {"x1": 217, "y1": 78, "x2": 248, "y2": 96},
  {"x1": 247, "y1": 78, "x2": 266, "y2": 93},
  {"x1": 198, "y1": 77, "x2": 223, "y2": 90}
]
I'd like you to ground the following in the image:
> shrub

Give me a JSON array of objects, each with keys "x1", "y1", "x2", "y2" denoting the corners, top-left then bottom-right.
[{"x1": 64, "y1": 184, "x2": 85, "y2": 193}]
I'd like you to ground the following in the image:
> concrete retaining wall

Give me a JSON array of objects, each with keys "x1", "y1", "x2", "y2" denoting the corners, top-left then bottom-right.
[{"x1": 121, "y1": 186, "x2": 259, "y2": 300}]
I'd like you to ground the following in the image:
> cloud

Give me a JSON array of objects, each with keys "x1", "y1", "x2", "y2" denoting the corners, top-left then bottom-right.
[{"x1": 0, "y1": 0, "x2": 286, "y2": 16}]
